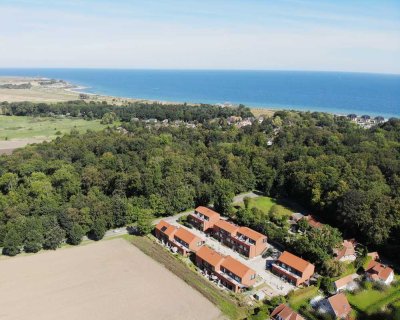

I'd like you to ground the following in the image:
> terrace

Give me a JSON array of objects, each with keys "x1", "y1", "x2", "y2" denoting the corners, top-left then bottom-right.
[{"x1": 272, "y1": 262, "x2": 302, "y2": 278}]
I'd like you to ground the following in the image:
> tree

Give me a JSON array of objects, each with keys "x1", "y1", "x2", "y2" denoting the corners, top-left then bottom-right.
[
  {"x1": 24, "y1": 229, "x2": 44, "y2": 253},
  {"x1": 136, "y1": 210, "x2": 153, "y2": 235},
  {"x1": 67, "y1": 223, "x2": 84, "y2": 245},
  {"x1": 43, "y1": 224, "x2": 65, "y2": 250},
  {"x1": 2, "y1": 227, "x2": 23, "y2": 256},
  {"x1": 90, "y1": 217, "x2": 107, "y2": 241},
  {"x1": 213, "y1": 178, "x2": 234, "y2": 215}
]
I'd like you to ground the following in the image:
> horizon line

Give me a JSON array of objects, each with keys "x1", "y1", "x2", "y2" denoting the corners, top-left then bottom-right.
[{"x1": 0, "y1": 67, "x2": 399, "y2": 77}]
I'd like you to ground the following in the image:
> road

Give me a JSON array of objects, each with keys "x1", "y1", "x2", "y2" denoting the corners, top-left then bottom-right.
[{"x1": 90, "y1": 191, "x2": 260, "y2": 241}]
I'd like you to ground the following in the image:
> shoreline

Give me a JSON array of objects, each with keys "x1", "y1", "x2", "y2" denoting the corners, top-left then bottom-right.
[{"x1": 0, "y1": 76, "x2": 396, "y2": 120}]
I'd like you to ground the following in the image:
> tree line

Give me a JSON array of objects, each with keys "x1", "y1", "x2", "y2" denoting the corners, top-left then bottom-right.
[{"x1": 0, "y1": 100, "x2": 253, "y2": 123}]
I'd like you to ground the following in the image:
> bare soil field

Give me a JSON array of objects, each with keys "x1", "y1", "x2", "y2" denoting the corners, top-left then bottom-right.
[
  {"x1": 0, "y1": 138, "x2": 46, "y2": 155},
  {"x1": 0, "y1": 238, "x2": 223, "y2": 320}
]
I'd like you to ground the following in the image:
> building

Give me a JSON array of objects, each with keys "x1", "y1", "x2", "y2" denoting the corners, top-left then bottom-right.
[
  {"x1": 195, "y1": 245, "x2": 225, "y2": 275},
  {"x1": 324, "y1": 293, "x2": 352, "y2": 319},
  {"x1": 155, "y1": 220, "x2": 204, "y2": 256},
  {"x1": 272, "y1": 251, "x2": 315, "y2": 286},
  {"x1": 333, "y1": 239, "x2": 357, "y2": 262},
  {"x1": 212, "y1": 220, "x2": 268, "y2": 258},
  {"x1": 302, "y1": 215, "x2": 323, "y2": 229},
  {"x1": 195, "y1": 246, "x2": 257, "y2": 293},
  {"x1": 365, "y1": 260, "x2": 394, "y2": 285},
  {"x1": 189, "y1": 206, "x2": 221, "y2": 232},
  {"x1": 367, "y1": 251, "x2": 380, "y2": 261},
  {"x1": 270, "y1": 304, "x2": 305, "y2": 320},
  {"x1": 334, "y1": 274, "x2": 355, "y2": 293},
  {"x1": 213, "y1": 219, "x2": 239, "y2": 245},
  {"x1": 154, "y1": 220, "x2": 177, "y2": 243}
]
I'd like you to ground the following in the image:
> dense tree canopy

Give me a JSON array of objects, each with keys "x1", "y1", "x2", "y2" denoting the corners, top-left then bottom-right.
[{"x1": 0, "y1": 103, "x2": 399, "y2": 264}]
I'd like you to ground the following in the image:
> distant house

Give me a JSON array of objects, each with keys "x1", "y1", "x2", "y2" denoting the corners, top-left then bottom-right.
[
  {"x1": 360, "y1": 115, "x2": 371, "y2": 123},
  {"x1": 227, "y1": 116, "x2": 242, "y2": 124},
  {"x1": 333, "y1": 239, "x2": 357, "y2": 262},
  {"x1": 154, "y1": 220, "x2": 204, "y2": 256},
  {"x1": 195, "y1": 246, "x2": 257, "y2": 293},
  {"x1": 334, "y1": 274, "x2": 355, "y2": 293},
  {"x1": 365, "y1": 260, "x2": 394, "y2": 285},
  {"x1": 324, "y1": 293, "x2": 352, "y2": 319},
  {"x1": 270, "y1": 304, "x2": 305, "y2": 320},
  {"x1": 272, "y1": 251, "x2": 315, "y2": 286},
  {"x1": 301, "y1": 215, "x2": 323, "y2": 229},
  {"x1": 212, "y1": 220, "x2": 268, "y2": 258},
  {"x1": 367, "y1": 252, "x2": 380, "y2": 262},
  {"x1": 374, "y1": 116, "x2": 385, "y2": 123},
  {"x1": 347, "y1": 114, "x2": 357, "y2": 121},
  {"x1": 189, "y1": 206, "x2": 220, "y2": 232},
  {"x1": 290, "y1": 212, "x2": 305, "y2": 224}
]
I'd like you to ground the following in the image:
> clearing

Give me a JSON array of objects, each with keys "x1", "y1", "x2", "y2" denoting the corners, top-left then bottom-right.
[
  {"x1": 0, "y1": 115, "x2": 109, "y2": 154},
  {"x1": 0, "y1": 238, "x2": 222, "y2": 320}
]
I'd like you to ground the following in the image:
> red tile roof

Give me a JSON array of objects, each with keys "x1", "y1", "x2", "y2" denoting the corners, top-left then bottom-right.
[
  {"x1": 303, "y1": 215, "x2": 323, "y2": 228},
  {"x1": 334, "y1": 274, "x2": 353, "y2": 289},
  {"x1": 327, "y1": 293, "x2": 352, "y2": 318},
  {"x1": 195, "y1": 206, "x2": 220, "y2": 219},
  {"x1": 277, "y1": 251, "x2": 314, "y2": 273},
  {"x1": 196, "y1": 246, "x2": 225, "y2": 267},
  {"x1": 237, "y1": 226, "x2": 266, "y2": 241},
  {"x1": 155, "y1": 220, "x2": 177, "y2": 237},
  {"x1": 214, "y1": 219, "x2": 239, "y2": 235},
  {"x1": 221, "y1": 256, "x2": 255, "y2": 278},
  {"x1": 334, "y1": 239, "x2": 356, "y2": 260},
  {"x1": 271, "y1": 304, "x2": 305, "y2": 320},
  {"x1": 174, "y1": 227, "x2": 201, "y2": 245},
  {"x1": 366, "y1": 261, "x2": 394, "y2": 282}
]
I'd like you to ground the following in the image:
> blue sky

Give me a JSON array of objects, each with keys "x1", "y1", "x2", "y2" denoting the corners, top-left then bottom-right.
[{"x1": 0, "y1": 0, "x2": 399, "y2": 73}]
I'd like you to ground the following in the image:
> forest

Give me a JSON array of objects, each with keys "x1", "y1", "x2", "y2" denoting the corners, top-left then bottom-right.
[{"x1": 0, "y1": 102, "x2": 399, "y2": 269}]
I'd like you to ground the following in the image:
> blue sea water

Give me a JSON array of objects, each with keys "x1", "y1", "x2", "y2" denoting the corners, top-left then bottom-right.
[{"x1": 0, "y1": 69, "x2": 399, "y2": 118}]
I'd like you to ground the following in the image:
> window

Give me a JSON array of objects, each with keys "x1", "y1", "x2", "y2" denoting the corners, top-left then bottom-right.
[
  {"x1": 250, "y1": 274, "x2": 256, "y2": 280},
  {"x1": 263, "y1": 238, "x2": 268, "y2": 243}
]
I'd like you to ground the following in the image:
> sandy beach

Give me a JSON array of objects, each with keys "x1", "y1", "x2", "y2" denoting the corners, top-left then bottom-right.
[
  {"x1": 0, "y1": 76, "x2": 275, "y2": 116},
  {"x1": 0, "y1": 238, "x2": 223, "y2": 320}
]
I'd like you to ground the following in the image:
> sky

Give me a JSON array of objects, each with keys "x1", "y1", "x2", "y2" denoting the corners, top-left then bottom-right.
[{"x1": 0, "y1": 0, "x2": 399, "y2": 73}]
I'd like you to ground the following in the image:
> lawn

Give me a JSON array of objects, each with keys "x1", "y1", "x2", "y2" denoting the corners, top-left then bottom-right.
[
  {"x1": 347, "y1": 284, "x2": 400, "y2": 315},
  {"x1": 242, "y1": 196, "x2": 293, "y2": 218},
  {"x1": 0, "y1": 115, "x2": 109, "y2": 140},
  {"x1": 130, "y1": 235, "x2": 249, "y2": 320},
  {"x1": 288, "y1": 286, "x2": 319, "y2": 310}
]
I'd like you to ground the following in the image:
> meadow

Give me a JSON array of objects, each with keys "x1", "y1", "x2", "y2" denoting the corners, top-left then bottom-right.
[{"x1": 0, "y1": 115, "x2": 108, "y2": 140}]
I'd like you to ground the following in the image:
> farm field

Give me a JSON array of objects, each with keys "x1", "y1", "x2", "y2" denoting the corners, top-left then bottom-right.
[
  {"x1": 0, "y1": 115, "x2": 108, "y2": 140},
  {"x1": 0, "y1": 238, "x2": 222, "y2": 320},
  {"x1": 0, "y1": 115, "x2": 110, "y2": 154}
]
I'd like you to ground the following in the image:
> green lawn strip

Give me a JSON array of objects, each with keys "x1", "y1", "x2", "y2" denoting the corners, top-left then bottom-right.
[
  {"x1": 237, "y1": 196, "x2": 293, "y2": 218},
  {"x1": 288, "y1": 286, "x2": 319, "y2": 311},
  {"x1": 129, "y1": 235, "x2": 249, "y2": 320},
  {"x1": 0, "y1": 115, "x2": 109, "y2": 140},
  {"x1": 347, "y1": 285, "x2": 400, "y2": 314}
]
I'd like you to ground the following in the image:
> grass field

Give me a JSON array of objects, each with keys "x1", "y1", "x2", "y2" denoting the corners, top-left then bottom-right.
[
  {"x1": 241, "y1": 196, "x2": 293, "y2": 218},
  {"x1": 288, "y1": 286, "x2": 319, "y2": 310},
  {"x1": 347, "y1": 284, "x2": 400, "y2": 315},
  {"x1": 130, "y1": 235, "x2": 249, "y2": 320},
  {"x1": 0, "y1": 115, "x2": 109, "y2": 140}
]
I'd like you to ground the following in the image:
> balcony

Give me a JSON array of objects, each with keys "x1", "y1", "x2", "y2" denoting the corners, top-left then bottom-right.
[
  {"x1": 190, "y1": 212, "x2": 208, "y2": 222},
  {"x1": 272, "y1": 263, "x2": 301, "y2": 279},
  {"x1": 232, "y1": 235, "x2": 255, "y2": 246},
  {"x1": 216, "y1": 270, "x2": 243, "y2": 287}
]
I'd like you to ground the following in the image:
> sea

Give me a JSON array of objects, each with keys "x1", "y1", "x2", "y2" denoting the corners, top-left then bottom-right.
[{"x1": 0, "y1": 69, "x2": 399, "y2": 118}]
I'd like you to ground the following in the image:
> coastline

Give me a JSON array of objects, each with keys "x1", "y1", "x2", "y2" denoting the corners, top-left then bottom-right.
[{"x1": 0, "y1": 76, "x2": 396, "y2": 119}]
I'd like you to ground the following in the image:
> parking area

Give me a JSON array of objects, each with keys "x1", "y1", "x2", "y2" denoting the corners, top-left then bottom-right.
[{"x1": 169, "y1": 216, "x2": 295, "y2": 296}]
